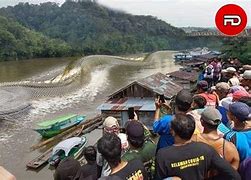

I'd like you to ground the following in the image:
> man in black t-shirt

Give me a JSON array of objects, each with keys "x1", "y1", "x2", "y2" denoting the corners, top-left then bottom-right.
[
  {"x1": 97, "y1": 133, "x2": 148, "y2": 180},
  {"x1": 54, "y1": 157, "x2": 81, "y2": 180},
  {"x1": 74, "y1": 146, "x2": 98, "y2": 180},
  {"x1": 156, "y1": 114, "x2": 240, "y2": 180}
]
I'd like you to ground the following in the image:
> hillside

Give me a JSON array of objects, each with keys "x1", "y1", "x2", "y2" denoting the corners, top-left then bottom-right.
[
  {"x1": 0, "y1": 0, "x2": 221, "y2": 61},
  {"x1": 0, "y1": 15, "x2": 72, "y2": 61}
]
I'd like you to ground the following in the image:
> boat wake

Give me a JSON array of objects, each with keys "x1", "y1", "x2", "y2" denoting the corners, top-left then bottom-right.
[{"x1": 30, "y1": 66, "x2": 110, "y2": 118}]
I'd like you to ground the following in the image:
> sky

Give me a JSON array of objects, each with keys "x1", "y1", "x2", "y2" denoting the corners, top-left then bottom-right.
[{"x1": 0, "y1": 0, "x2": 250, "y2": 27}]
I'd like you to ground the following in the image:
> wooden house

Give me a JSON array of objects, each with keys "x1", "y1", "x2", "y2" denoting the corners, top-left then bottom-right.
[
  {"x1": 167, "y1": 70, "x2": 198, "y2": 89},
  {"x1": 97, "y1": 72, "x2": 183, "y2": 129}
]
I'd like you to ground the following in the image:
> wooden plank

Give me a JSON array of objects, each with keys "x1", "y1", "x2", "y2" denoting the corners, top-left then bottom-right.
[{"x1": 26, "y1": 148, "x2": 52, "y2": 169}]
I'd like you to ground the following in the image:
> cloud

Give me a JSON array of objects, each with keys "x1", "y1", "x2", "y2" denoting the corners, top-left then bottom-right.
[{"x1": 0, "y1": 0, "x2": 250, "y2": 27}]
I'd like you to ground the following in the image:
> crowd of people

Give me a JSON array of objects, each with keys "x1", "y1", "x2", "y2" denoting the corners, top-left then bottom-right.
[{"x1": 51, "y1": 59, "x2": 251, "y2": 180}]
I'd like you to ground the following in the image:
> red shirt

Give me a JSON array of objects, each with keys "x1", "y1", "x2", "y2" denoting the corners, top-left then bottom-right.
[{"x1": 199, "y1": 92, "x2": 218, "y2": 107}]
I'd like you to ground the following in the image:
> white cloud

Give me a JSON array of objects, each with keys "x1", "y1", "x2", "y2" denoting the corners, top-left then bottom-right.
[{"x1": 0, "y1": 0, "x2": 250, "y2": 27}]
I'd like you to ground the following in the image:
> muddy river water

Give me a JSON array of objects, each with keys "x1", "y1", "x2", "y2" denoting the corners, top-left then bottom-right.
[{"x1": 0, "y1": 51, "x2": 180, "y2": 180}]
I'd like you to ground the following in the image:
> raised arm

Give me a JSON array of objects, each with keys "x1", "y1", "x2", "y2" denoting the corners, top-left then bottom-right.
[{"x1": 154, "y1": 97, "x2": 161, "y2": 121}]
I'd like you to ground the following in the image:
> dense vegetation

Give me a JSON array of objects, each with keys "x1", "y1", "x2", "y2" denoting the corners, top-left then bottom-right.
[
  {"x1": 221, "y1": 37, "x2": 251, "y2": 64},
  {"x1": 0, "y1": 15, "x2": 72, "y2": 61},
  {"x1": 0, "y1": 0, "x2": 220, "y2": 61}
]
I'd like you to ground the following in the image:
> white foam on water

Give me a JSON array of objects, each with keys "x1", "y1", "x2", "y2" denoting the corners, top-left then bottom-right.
[{"x1": 29, "y1": 66, "x2": 110, "y2": 117}]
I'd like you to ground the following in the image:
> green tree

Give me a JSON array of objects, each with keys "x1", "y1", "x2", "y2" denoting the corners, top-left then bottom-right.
[{"x1": 221, "y1": 37, "x2": 250, "y2": 64}]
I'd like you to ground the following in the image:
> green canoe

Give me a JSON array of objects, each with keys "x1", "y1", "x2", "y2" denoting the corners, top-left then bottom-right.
[{"x1": 34, "y1": 114, "x2": 86, "y2": 138}]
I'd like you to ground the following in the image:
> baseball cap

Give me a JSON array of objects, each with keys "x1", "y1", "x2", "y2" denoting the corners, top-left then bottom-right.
[
  {"x1": 221, "y1": 96, "x2": 233, "y2": 110},
  {"x1": 201, "y1": 107, "x2": 222, "y2": 126},
  {"x1": 232, "y1": 90, "x2": 250, "y2": 101},
  {"x1": 125, "y1": 120, "x2": 144, "y2": 141},
  {"x1": 230, "y1": 85, "x2": 247, "y2": 94},
  {"x1": 103, "y1": 116, "x2": 119, "y2": 128},
  {"x1": 197, "y1": 80, "x2": 208, "y2": 91},
  {"x1": 229, "y1": 102, "x2": 251, "y2": 122},
  {"x1": 243, "y1": 70, "x2": 251, "y2": 80},
  {"x1": 175, "y1": 89, "x2": 193, "y2": 112},
  {"x1": 243, "y1": 65, "x2": 251, "y2": 71},
  {"x1": 226, "y1": 67, "x2": 236, "y2": 73},
  {"x1": 216, "y1": 82, "x2": 230, "y2": 92}
]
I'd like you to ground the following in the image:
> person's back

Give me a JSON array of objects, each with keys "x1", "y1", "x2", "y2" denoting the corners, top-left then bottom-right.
[
  {"x1": 122, "y1": 140, "x2": 156, "y2": 163},
  {"x1": 196, "y1": 80, "x2": 218, "y2": 107},
  {"x1": 199, "y1": 92, "x2": 218, "y2": 107},
  {"x1": 192, "y1": 107, "x2": 239, "y2": 170},
  {"x1": 122, "y1": 120, "x2": 156, "y2": 163},
  {"x1": 225, "y1": 129, "x2": 251, "y2": 161},
  {"x1": 108, "y1": 159, "x2": 147, "y2": 180},
  {"x1": 223, "y1": 102, "x2": 251, "y2": 161},
  {"x1": 156, "y1": 114, "x2": 240, "y2": 180},
  {"x1": 193, "y1": 134, "x2": 239, "y2": 170},
  {"x1": 54, "y1": 157, "x2": 81, "y2": 180},
  {"x1": 75, "y1": 146, "x2": 98, "y2": 180},
  {"x1": 97, "y1": 133, "x2": 148, "y2": 180},
  {"x1": 157, "y1": 141, "x2": 239, "y2": 180},
  {"x1": 153, "y1": 90, "x2": 193, "y2": 151},
  {"x1": 153, "y1": 114, "x2": 174, "y2": 150},
  {"x1": 75, "y1": 162, "x2": 97, "y2": 180}
]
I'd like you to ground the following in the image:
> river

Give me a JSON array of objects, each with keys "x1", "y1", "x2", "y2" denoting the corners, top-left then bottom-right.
[{"x1": 0, "y1": 51, "x2": 180, "y2": 180}]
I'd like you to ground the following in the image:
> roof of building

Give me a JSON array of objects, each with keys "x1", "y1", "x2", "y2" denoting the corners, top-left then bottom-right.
[
  {"x1": 108, "y1": 72, "x2": 183, "y2": 99},
  {"x1": 167, "y1": 70, "x2": 198, "y2": 82},
  {"x1": 97, "y1": 97, "x2": 155, "y2": 111},
  {"x1": 193, "y1": 53, "x2": 218, "y2": 61},
  {"x1": 182, "y1": 61, "x2": 205, "y2": 66}
]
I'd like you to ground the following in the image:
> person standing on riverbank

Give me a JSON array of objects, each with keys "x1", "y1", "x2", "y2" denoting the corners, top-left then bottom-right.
[
  {"x1": 153, "y1": 90, "x2": 193, "y2": 151},
  {"x1": 75, "y1": 146, "x2": 98, "y2": 180},
  {"x1": 192, "y1": 107, "x2": 240, "y2": 171},
  {"x1": 204, "y1": 62, "x2": 214, "y2": 88},
  {"x1": 54, "y1": 157, "x2": 81, "y2": 180},
  {"x1": 97, "y1": 116, "x2": 120, "y2": 177},
  {"x1": 196, "y1": 80, "x2": 218, "y2": 108},
  {"x1": 97, "y1": 116, "x2": 129, "y2": 178},
  {"x1": 97, "y1": 133, "x2": 148, "y2": 180},
  {"x1": 241, "y1": 70, "x2": 251, "y2": 93},
  {"x1": 122, "y1": 120, "x2": 156, "y2": 178},
  {"x1": 220, "y1": 102, "x2": 251, "y2": 162},
  {"x1": 156, "y1": 114, "x2": 241, "y2": 180}
]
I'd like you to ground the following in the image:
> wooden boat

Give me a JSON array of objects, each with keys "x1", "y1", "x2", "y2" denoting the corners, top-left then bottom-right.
[
  {"x1": 48, "y1": 135, "x2": 87, "y2": 166},
  {"x1": 26, "y1": 148, "x2": 53, "y2": 169},
  {"x1": 34, "y1": 114, "x2": 86, "y2": 138}
]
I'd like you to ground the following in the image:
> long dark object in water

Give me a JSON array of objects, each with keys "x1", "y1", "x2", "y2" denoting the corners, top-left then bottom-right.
[{"x1": 26, "y1": 116, "x2": 103, "y2": 169}]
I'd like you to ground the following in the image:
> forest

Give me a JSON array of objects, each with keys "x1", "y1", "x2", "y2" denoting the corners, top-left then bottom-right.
[{"x1": 0, "y1": 0, "x2": 221, "y2": 61}]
